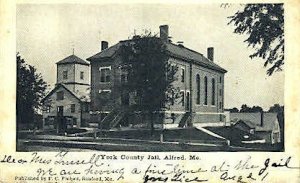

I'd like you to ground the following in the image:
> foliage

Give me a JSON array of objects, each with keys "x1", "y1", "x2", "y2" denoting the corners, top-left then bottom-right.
[
  {"x1": 228, "y1": 4, "x2": 284, "y2": 75},
  {"x1": 229, "y1": 104, "x2": 264, "y2": 113},
  {"x1": 226, "y1": 107, "x2": 239, "y2": 113},
  {"x1": 17, "y1": 53, "x2": 48, "y2": 127},
  {"x1": 119, "y1": 34, "x2": 180, "y2": 112},
  {"x1": 118, "y1": 34, "x2": 179, "y2": 133}
]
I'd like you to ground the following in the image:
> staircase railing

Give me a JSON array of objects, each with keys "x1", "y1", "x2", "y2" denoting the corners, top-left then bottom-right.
[
  {"x1": 110, "y1": 111, "x2": 126, "y2": 129},
  {"x1": 178, "y1": 112, "x2": 190, "y2": 128},
  {"x1": 100, "y1": 108, "x2": 119, "y2": 129}
]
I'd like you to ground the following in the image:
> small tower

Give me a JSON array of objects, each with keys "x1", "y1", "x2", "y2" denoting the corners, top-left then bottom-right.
[{"x1": 56, "y1": 54, "x2": 90, "y2": 93}]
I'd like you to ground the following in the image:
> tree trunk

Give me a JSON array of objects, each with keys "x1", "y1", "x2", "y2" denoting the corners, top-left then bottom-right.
[{"x1": 150, "y1": 112, "x2": 154, "y2": 136}]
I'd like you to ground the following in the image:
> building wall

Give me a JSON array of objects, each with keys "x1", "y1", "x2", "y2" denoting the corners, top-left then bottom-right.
[
  {"x1": 167, "y1": 57, "x2": 224, "y2": 112},
  {"x1": 43, "y1": 87, "x2": 82, "y2": 127},
  {"x1": 74, "y1": 64, "x2": 90, "y2": 85},
  {"x1": 74, "y1": 84, "x2": 90, "y2": 94},
  {"x1": 90, "y1": 55, "x2": 225, "y2": 124},
  {"x1": 90, "y1": 58, "x2": 117, "y2": 112},
  {"x1": 57, "y1": 64, "x2": 75, "y2": 86},
  {"x1": 57, "y1": 63, "x2": 90, "y2": 93},
  {"x1": 167, "y1": 57, "x2": 225, "y2": 123}
]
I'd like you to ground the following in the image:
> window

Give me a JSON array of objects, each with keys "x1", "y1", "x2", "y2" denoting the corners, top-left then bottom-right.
[
  {"x1": 99, "y1": 90, "x2": 111, "y2": 100},
  {"x1": 181, "y1": 68, "x2": 185, "y2": 82},
  {"x1": 45, "y1": 106, "x2": 51, "y2": 113},
  {"x1": 120, "y1": 67, "x2": 128, "y2": 83},
  {"x1": 180, "y1": 91, "x2": 185, "y2": 106},
  {"x1": 196, "y1": 74, "x2": 200, "y2": 104},
  {"x1": 57, "y1": 91, "x2": 64, "y2": 100},
  {"x1": 212, "y1": 78, "x2": 215, "y2": 105},
  {"x1": 80, "y1": 72, "x2": 84, "y2": 80},
  {"x1": 63, "y1": 71, "x2": 68, "y2": 79},
  {"x1": 219, "y1": 89, "x2": 222, "y2": 96},
  {"x1": 99, "y1": 66, "x2": 111, "y2": 83},
  {"x1": 99, "y1": 89, "x2": 111, "y2": 93},
  {"x1": 204, "y1": 76, "x2": 208, "y2": 105},
  {"x1": 171, "y1": 90, "x2": 175, "y2": 105},
  {"x1": 219, "y1": 101, "x2": 222, "y2": 109},
  {"x1": 71, "y1": 104, "x2": 75, "y2": 113},
  {"x1": 219, "y1": 76, "x2": 222, "y2": 83}
]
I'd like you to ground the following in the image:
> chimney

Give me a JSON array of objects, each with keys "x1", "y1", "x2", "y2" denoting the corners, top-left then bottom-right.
[
  {"x1": 159, "y1": 25, "x2": 169, "y2": 42},
  {"x1": 207, "y1": 47, "x2": 214, "y2": 61},
  {"x1": 101, "y1": 41, "x2": 108, "y2": 51},
  {"x1": 260, "y1": 112, "x2": 264, "y2": 127}
]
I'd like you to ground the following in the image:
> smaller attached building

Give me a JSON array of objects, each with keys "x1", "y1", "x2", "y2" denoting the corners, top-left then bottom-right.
[
  {"x1": 230, "y1": 112, "x2": 281, "y2": 144},
  {"x1": 42, "y1": 54, "x2": 90, "y2": 131}
]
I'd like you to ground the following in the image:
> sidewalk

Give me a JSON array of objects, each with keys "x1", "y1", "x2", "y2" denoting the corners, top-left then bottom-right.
[{"x1": 18, "y1": 128, "x2": 232, "y2": 151}]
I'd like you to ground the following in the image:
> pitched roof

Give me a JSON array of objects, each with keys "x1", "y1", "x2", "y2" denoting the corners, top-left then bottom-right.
[
  {"x1": 86, "y1": 39, "x2": 227, "y2": 73},
  {"x1": 165, "y1": 43, "x2": 227, "y2": 73},
  {"x1": 42, "y1": 83, "x2": 90, "y2": 103},
  {"x1": 56, "y1": 55, "x2": 89, "y2": 66},
  {"x1": 230, "y1": 113, "x2": 279, "y2": 132},
  {"x1": 233, "y1": 119, "x2": 256, "y2": 129}
]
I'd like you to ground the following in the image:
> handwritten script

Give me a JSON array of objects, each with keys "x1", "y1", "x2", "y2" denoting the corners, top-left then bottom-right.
[{"x1": 0, "y1": 152, "x2": 299, "y2": 182}]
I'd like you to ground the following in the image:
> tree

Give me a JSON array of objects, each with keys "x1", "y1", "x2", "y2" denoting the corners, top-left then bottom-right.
[
  {"x1": 228, "y1": 4, "x2": 284, "y2": 75},
  {"x1": 239, "y1": 104, "x2": 251, "y2": 113},
  {"x1": 119, "y1": 34, "x2": 179, "y2": 135},
  {"x1": 249, "y1": 105, "x2": 263, "y2": 113},
  {"x1": 227, "y1": 107, "x2": 239, "y2": 113},
  {"x1": 17, "y1": 53, "x2": 48, "y2": 129}
]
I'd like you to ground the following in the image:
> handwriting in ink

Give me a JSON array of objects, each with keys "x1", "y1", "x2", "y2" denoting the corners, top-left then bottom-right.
[
  {"x1": 0, "y1": 155, "x2": 27, "y2": 164},
  {"x1": 36, "y1": 168, "x2": 57, "y2": 177},
  {"x1": 271, "y1": 156, "x2": 300, "y2": 169}
]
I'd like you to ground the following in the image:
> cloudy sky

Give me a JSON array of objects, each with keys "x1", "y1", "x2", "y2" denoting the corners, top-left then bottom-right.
[{"x1": 16, "y1": 3, "x2": 284, "y2": 110}]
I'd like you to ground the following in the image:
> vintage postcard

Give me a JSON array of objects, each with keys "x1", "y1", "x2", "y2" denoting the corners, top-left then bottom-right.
[{"x1": 0, "y1": 0, "x2": 299, "y2": 182}]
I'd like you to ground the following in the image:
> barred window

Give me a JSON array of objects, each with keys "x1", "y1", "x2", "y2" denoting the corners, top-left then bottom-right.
[
  {"x1": 204, "y1": 76, "x2": 208, "y2": 105},
  {"x1": 196, "y1": 74, "x2": 200, "y2": 104},
  {"x1": 212, "y1": 78, "x2": 215, "y2": 105},
  {"x1": 181, "y1": 68, "x2": 185, "y2": 82},
  {"x1": 180, "y1": 91, "x2": 185, "y2": 106}
]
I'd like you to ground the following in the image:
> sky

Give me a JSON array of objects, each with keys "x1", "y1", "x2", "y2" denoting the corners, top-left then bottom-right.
[{"x1": 16, "y1": 3, "x2": 284, "y2": 110}]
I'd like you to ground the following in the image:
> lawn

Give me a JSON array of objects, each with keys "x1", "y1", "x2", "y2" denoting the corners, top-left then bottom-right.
[{"x1": 95, "y1": 128, "x2": 227, "y2": 145}]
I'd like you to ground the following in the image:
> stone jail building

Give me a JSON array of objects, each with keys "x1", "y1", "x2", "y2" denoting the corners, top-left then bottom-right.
[
  {"x1": 42, "y1": 55, "x2": 90, "y2": 130},
  {"x1": 87, "y1": 25, "x2": 227, "y2": 129}
]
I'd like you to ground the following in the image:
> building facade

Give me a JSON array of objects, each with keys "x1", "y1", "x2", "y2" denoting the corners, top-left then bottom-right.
[
  {"x1": 87, "y1": 25, "x2": 227, "y2": 129},
  {"x1": 42, "y1": 55, "x2": 90, "y2": 131}
]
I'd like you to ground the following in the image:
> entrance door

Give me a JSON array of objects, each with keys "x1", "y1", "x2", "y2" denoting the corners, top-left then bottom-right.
[
  {"x1": 121, "y1": 91, "x2": 129, "y2": 106},
  {"x1": 186, "y1": 92, "x2": 190, "y2": 111},
  {"x1": 57, "y1": 106, "x2": 65, "y2": 133}
]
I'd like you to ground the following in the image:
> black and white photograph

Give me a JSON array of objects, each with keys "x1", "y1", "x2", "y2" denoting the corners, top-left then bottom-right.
[
  {"x1": 1, "y1": 1, "x2": 300, "y2": 182},
  {"x1": 16, "y1": 3, "x2": 285, "y2": 152}
]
